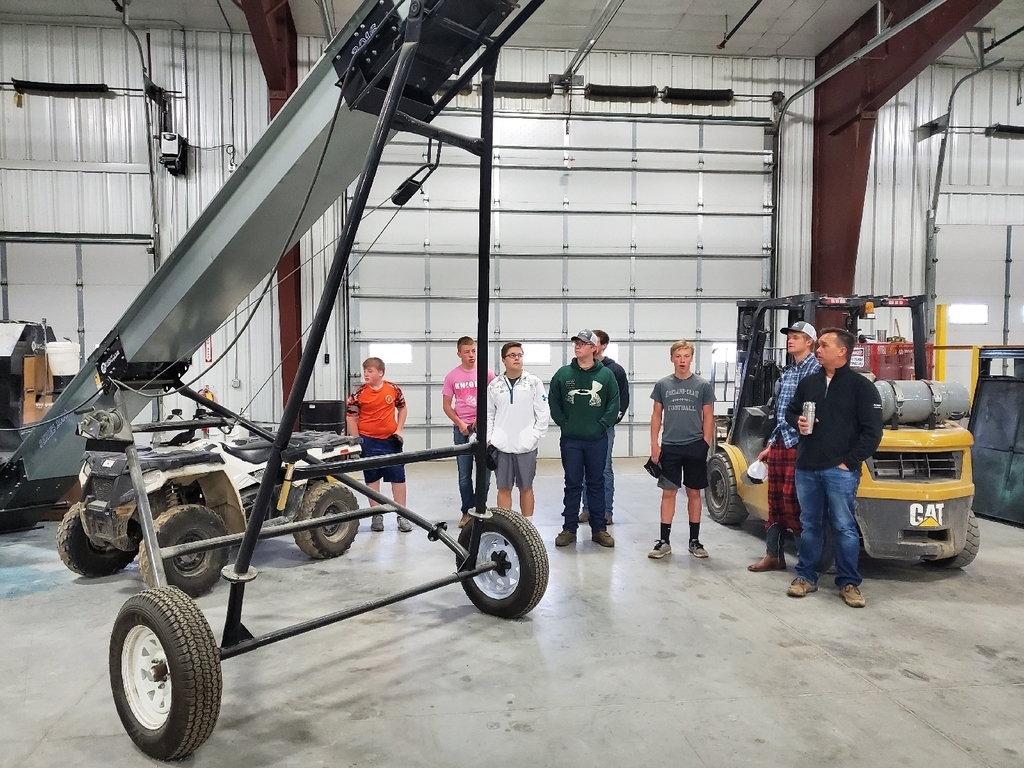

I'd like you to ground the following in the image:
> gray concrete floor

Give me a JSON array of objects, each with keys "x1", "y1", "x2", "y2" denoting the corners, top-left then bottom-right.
[{"x1": 2, "y1": 457, "x2": 1023, "y2": 768}]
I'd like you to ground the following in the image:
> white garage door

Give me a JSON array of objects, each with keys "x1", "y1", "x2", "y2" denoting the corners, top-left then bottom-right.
[
  {"x1": 0, "y1": 238, "x2": 153, "y2": 365},
  {"x1": 349, "y1": 113, "x2": 773, "y2": 456}
]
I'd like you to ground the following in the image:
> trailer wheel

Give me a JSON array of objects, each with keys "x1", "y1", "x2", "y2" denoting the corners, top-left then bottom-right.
[
  {"x1": 924, "y1": 510, "x2": 980, "y2": 569},
  {"x1": 705, "y1": 454, "x2": 749, "y2": 525},
  {"x1": 457, "y1": 507, "x2": 548, "y2": 619},
  {"x1": 139, "y1": 504, "x2": 229, "y2": 598},
  {"x1": 293, "y1": 481, "x2": 359, "y2": 559},
  {"x1": 110, "y1": 586, "x2": 221, "y2": 760},
  {"x1": 56, "y1": 503, "x2": 137, "y2": 577}
]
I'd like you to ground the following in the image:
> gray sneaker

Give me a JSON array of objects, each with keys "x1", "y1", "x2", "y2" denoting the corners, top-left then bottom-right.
[
  {"x1": 688, "y1": 540, "x2": 708, "y2": 558},
  {"x1": 648, "y1": 540, "x2": 672, "y2": 559},
  {"x1": 371, "y1": 514, "x2": 384, "y2": 532},
  {"x1": 397, "y1": 516, "x2": 413, "y2": 533}
]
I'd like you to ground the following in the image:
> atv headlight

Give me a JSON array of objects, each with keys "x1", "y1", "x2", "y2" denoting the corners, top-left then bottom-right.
[{"x1": 78, "y1": 463, "x2": 91, "y2": 486}]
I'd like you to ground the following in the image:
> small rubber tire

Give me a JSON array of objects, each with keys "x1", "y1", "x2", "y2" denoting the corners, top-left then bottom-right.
[
  {"x1": 923, "y1": 510, "x2": 980, "y2": 569},
  {"x1": 139, "y1": 504, "x2": 229, "y2": 598},
  {"x1": 457, "y1": 507, "x2": 548, "y2": 619},
  {"x1": 292, "y1": 481, "x2": 359, "y2": 559},
  {"x1": 109, "y1": 586, "x2": 222, "y2": 760},
  {"x1": 705, "y1": 453, "x2": 749, "y2": 525},
  {"x1": 56, "y1": 502, "x2": 137, "y2": 577}
]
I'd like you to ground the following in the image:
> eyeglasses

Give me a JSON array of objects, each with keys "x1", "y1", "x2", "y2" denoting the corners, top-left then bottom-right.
[{"x1": 504, "y1": 353, "x2": 523, "y2": 359}]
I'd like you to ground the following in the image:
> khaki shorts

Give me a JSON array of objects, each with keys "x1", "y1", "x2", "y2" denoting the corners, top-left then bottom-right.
[{"x1": 495, "y1": 449, "x2": 538, "y2": 490}]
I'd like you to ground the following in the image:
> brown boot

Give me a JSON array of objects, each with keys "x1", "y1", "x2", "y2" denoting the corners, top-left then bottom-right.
[{"x1": 748, "y1": 553, "x2": 786, "y2": 572}]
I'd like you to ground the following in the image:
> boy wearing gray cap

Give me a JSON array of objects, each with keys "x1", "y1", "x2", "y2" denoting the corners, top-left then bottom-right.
[{"x1": 549, "y1": 330, "x2": 620, "y2": 548}]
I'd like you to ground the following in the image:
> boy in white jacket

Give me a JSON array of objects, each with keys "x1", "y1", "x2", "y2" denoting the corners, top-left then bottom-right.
[{"x1": 486, "y1": 341, "x2": 549, "y2": 518}]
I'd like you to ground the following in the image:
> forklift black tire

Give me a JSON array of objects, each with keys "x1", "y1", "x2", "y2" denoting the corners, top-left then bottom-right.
[
  {"x1": 293, "y1": 481, "x2": 359, "y2": 559},
  {"x1": 139, "y1": 504, "x2": 229, "y2": 598},
  {"x1": 457, "y1": 507, "x2": 549, "y2": 619},
  {"x1": 923, "y1": 511, "x2": 980, "y2": 569},
  {"x1": 56, "y1": 503, "x2": 137, "y2": 577},
  {"x1": 110, "y1": 586, "x2": 222, "y2": 760},
  {"x1": 705, "y1": 454, "x2": 749, "y2": 525}
]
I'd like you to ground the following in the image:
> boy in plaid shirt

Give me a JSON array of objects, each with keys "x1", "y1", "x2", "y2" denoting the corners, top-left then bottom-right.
[{"x1": 748, "y1": 322, "x2": 820, "y2": 572}]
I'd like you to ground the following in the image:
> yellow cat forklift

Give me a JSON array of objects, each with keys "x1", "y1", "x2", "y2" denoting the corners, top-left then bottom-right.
[{"x1": 706, "y1": 293, "x2": 979, "y2": 568}]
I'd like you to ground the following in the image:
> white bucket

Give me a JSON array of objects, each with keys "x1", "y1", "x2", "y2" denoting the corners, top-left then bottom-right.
[{"x1": 46, "y1": 341, "x2": 80, "y2": 376}]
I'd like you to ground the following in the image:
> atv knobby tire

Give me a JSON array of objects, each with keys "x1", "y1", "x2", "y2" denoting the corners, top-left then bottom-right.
[
  {"x1": 924, "y1": 510, "x2": 980, "y2": 569},
  {"x1": 457, "y1": 507, "x2": 548, "y2": 619},
  {"x1": 56, "y1": 503, "x2": 137, "y2": 577},
  {"x1": 139, "y1": 504, "x2": 229, "y2": 598},
  {"x1": 705, "y1": 453, "x2": 749, "y2": 525},
  {"x1": 110, "y1": 586, "x2": 221, "y2": 760},
  {"x1": 292, "y1": 481, "x2": 359, "y2": 559}
]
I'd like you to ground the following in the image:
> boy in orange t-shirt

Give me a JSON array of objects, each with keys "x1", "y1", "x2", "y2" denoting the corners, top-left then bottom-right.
[{"x1": 346, "y1": 357, "x2": 410, "y2": 532}]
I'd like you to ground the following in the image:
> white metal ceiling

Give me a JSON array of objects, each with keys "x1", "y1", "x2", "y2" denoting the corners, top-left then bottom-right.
[{"x1": 2, "y1": 0, "x2": 1023, "y2": 65}]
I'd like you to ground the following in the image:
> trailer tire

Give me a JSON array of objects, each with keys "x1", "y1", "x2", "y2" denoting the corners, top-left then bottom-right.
[
  {"x1": 139, "y1": 504, "x2": 228, "y2": 598},
  {"x1": 457, "y1": 507, "x2": 548, "y2": 619},
  {"x1": 56, "y1": 503, "x2": 137, "y2": 577},
  {"x1": 292, "y1": 481, "x2": 359, "y2": 559},
  {"x1": 705, "y1": 453, "x2": 749, "y2": 525},
  {"x1": 924, "y1": 510, "x2": 980, "y2": 569},
  {"x1": 110, "y1": 586, "x2": 221, "y2": 760}
]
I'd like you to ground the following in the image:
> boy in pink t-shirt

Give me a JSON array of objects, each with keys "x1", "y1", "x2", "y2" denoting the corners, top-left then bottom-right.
[{"x1": 442, "y1": 336, "x2": 495, "y2": 528}]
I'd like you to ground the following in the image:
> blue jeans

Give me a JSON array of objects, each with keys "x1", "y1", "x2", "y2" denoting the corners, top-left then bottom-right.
[
  {"x1": 454, "y1": 427, "x2": 490, "y2": 513},
  {"x1": 794, "y1": 467, "x2": 862, "y2": 588},
  {"x1": 582, "y1": 426, "x2": 615, "y2": 515},
  {"x1": 560, "y1": 433, "x2": 609, "y2": 533}
]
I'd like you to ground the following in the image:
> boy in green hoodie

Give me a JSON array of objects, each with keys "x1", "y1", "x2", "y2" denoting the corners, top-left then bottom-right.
[{"x1": 549, "y1": 329, "x2": 620, "y2": 548}]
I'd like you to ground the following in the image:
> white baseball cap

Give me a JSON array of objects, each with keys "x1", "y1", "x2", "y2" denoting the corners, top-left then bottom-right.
[
  {"x1": 746, "y1": 459, "x2": 768, "y2": 484},
  {"x1": 780, "y1": 321, "x2": 817, "y2": 342}
]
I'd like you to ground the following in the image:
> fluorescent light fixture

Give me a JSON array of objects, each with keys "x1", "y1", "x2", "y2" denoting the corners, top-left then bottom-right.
[
  {"x1": 985, "y1": 123, "x2": 1024, "y2": 139},
  {"x1": 521, "y1": 343, "x2": 551, "y2": 365},
  {"x1": 368, "y1": 343, "x2": 413, "y2": 364},
  {"x1": 947, "y1": 304, "x2": 988, "y2": 325}
]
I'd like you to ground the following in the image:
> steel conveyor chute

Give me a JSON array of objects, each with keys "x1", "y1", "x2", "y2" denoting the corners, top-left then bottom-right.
[{"x1": 0, "y1": 0, "x2": 523, "y2": 531}]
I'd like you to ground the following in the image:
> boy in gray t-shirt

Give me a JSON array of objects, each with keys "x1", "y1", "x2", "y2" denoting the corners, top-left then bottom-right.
[{"x1": 649, "y1": 341, "x2": 716, "y2": 560}]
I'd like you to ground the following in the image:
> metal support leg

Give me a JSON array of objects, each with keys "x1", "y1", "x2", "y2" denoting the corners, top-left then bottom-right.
[
  {"x1": 221, "y1": 5, "x2": 425, "y2": 644},
  {"x1": 125, "y1": 442, "x2": 166, "y2": 588},
  {"x1": 463, "y1": 54, "x2": 497, "y2": 569}
]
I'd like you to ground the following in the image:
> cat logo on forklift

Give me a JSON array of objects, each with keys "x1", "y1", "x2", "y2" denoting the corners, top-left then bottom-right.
[{"x1": 910, "y1": 502, "x2": 944, "y2": 527}]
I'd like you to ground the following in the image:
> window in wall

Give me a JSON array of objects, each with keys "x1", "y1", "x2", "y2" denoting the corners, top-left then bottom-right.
[
  {"x1": 368, "y1": 343, "x2": 413, "y2": 364},
  {"x1": 521, "y1": 343, "x2": 551, "y2": 365},
  {"x1": 947, "y1": 304, "x2": 988, "y2": 325}
]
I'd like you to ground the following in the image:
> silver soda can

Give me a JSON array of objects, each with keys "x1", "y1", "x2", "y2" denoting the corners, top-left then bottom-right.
[{"x1": 802, "y1": 401, "x2": 816, "y2": 434}]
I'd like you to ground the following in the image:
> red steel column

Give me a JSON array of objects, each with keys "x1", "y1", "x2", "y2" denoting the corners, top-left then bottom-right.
[{"x1": 811, "y1": 0, "x2": 1001, "y2": 295}]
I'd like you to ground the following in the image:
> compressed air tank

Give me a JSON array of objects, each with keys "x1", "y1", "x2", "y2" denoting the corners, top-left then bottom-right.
[{"x1": 874, "y1": 380, "x2": 971, "y2": 425}]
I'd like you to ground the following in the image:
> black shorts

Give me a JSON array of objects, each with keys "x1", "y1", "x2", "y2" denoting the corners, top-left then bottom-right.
[{"x1": 657, "y1": 439, "x2": 709, "y2": 491}]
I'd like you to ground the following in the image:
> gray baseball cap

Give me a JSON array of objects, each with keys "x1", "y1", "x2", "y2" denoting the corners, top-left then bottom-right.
[
  {"x1": 780, "y1": 321, "x2": 817, "y2": 342},
  {"x1": 571, "y1": 329, "x2": 598, "y2": 346}
]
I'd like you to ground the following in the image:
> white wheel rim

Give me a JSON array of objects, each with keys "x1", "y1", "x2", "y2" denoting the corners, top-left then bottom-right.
[
  {"x1": 121, "y1": 624, "x2": 171, "y2": 731},
  {"x1": 473, "y1": 531, "x2": 522, "y2": 600}
]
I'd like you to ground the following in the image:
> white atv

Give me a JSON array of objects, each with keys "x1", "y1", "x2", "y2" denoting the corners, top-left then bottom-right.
[{"x1": 56, "y1": 429, "x2": 362, "y2": 597}]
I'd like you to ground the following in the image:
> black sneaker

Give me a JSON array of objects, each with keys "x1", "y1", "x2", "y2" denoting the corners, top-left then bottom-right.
[{"x1": 688, "y1": 540, "x2": 708, "y2": 558}]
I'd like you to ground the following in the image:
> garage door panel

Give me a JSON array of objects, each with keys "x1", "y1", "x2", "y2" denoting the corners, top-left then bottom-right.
[
  {"x1": 634, "y1": 302, "x2": 697, "y2": 339},
  {"x1": 702, "y1": 174, "x2": 765, "y2": 213},
  {"x1": 427, "y1": 166, "x2": 481, "y2": 205},
  {"x1": 700, "y1": 258, "x2": 764, "y2": 297},
  {"x1": 699, "y1": 302, "x2": 739, "y2": 339},
  {"x1": 499, "y1": 258, "x2": 562, "y2": 296},
  {"x1": 81, "y1": 243, "x2": 150, "y2": 285},
  {"x1": 496, "y1": 117, "x2": 565, "y2": 146},
  {"x1": 567, "y1": 301, "x2": 628, "y2": 335},
  {"x1": 703, "y1": 125, "x2": 763, "y2": 152},
  {"x1": 428, "y1": 210, "x2": 478, "y2": 249},
  {"x1": 701, "y1": 216, "x2": 765, "y2": 255},
  {"x1": 430, "y1": 300, "x2": 488, "y2": 338},
  {"x1": 567, "y1": 258, "x2": 631, "y2": 296},
  {"x1": 501, "y1": 168, "x2": 569, "y2": 207},
  {"x1": 634, "y1": 258, "x2": 697, "y2": 293},
  {"x1": 430, "y1": 255, "x2": 483, "y2": 296},
  {"x1": 357, "y1": 209, "x2": 425, "y2": 249},
  {"x1": 495, "y1": 301, "x2": 562, "y2": 335},
  {"x1": 358, "y1": 299, "x2": 427, "y2": 337},
  {"x1": 570, "y1": 119, "x2": 633, "y2": 148},
  {"x1": 567, "y1": 171, "x2": 632, "y2": 208},
  {"x1": 566, "y1": 214, "x2": 631, "y2": 250},
  {"x1": 633, "y1": 216, "x2": 699, "y2": 251},
  {"x1": 358, "y1": 256, "x2": 424, "y2": 292},
  {"x1": 499, "y1": 213, "x2": 563, "y2": 249},
  {"x1": 636, "y1": 122, "x2": 701, "y2": 150},
  {"x1": 636, "y1": 173, "x2": 698, "y2": 208}
]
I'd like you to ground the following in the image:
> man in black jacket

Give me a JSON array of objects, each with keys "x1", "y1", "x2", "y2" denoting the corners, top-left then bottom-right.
[
  {"x1": 580, "y1": 329, "x2": 630, "y2": 525},
  {"x1": 785, "y1": 327, "x2": 883, "y2": 607}
]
